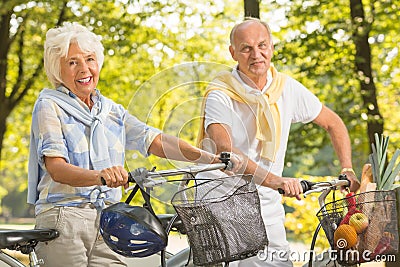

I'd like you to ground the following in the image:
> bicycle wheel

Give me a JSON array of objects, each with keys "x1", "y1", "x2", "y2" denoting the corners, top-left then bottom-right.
[{"x1": 303, "y1": 222, "x2": 346, "y2": 267}]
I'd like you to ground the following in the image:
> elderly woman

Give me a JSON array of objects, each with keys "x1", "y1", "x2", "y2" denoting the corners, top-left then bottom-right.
[{"x1": 27, "y1": 22, "x2": 230, "y2": 266}]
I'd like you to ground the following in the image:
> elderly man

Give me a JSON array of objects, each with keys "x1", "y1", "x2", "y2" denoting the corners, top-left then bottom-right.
[{"x1": 197, "y1": 18, "x2": 359, "y2": 266}]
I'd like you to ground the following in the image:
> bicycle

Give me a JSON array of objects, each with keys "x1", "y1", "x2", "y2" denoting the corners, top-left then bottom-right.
[
  {"x1": 0, "y1": 228, "x2": 59, "y2": 267},
  {"x1": 100, "y1": 152, "x2": 268, "y2": 267},
  {"x1": 0, "y1": 153, "x2": 239, "y2": 267},
  {"x1": 0, "y1": 160, "x2": 233, "y2": 267},
  {"x1": 293, "y1": 175, "x2": 399, "y2": 267}
]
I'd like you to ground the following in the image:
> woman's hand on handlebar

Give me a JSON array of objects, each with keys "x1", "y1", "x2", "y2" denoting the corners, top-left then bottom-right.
[{"x1": 99, "y1": 165, "x2": 129, "y2": 188}]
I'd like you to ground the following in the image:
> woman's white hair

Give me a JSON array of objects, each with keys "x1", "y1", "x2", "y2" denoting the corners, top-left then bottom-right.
[{"x1": 44, "y1": 22, "x2": 105, "y2": 88}]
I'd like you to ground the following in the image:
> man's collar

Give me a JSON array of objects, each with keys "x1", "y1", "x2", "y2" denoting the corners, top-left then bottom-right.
[{"x1": 232, "y1": 66, "x2": 273, "y2": 94}]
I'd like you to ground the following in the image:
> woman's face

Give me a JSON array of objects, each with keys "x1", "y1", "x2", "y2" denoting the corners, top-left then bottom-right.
[{"x1": 60, "y1": 42, "x2": 99, "y2": 100}]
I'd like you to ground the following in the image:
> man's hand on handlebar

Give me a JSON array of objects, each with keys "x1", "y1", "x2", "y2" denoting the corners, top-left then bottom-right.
[
  {"x1": 264, "y1": 173, "x2": 303, "y2": 200},
  {"x1": 278, "y1": 177, "x2": 303, "y2": 200},
  {"x1": 277, "y1": 174, "x2": 352, "y2": 199},
  {"x1": 340, "y1": 169, "x2": 360, "y2": 192}
]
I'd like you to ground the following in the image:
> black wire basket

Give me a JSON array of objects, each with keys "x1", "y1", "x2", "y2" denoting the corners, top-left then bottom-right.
[
  {"x1": 171, "y1": 175, "x2": 268, "y2": 266},
  {"x1": 317, "y1": 190, "x2": 399, "y2": 266}
]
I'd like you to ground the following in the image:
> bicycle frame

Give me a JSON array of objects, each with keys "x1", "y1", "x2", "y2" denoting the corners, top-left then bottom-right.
[{"x1": 0, "y1": 251, "x2": 26, "y2": 267}]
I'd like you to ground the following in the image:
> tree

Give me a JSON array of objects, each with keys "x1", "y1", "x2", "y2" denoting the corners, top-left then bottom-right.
[
  {"x1": 0, "y1": 1, "x2": 68, "y2": 164},
  {"x1": 0, "y1": 0, "x2": 238, "y2": 217},
  {"x1": 262, "y1": 0, "x2": 400, "y2": 175},
  {"x1": 244, "y1": 0, "x2": 260, "y2": 18},
  {"x1": 350, "y1": 0, "x2": 384, "y2": 148},
  {"x1": 241, "y1": 0, "x2": 388, "y2": 173}
]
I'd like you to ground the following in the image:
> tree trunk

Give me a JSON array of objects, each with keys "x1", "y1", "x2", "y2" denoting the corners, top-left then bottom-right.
[
  {"x1": 0, "y1": 1, "x2": 67, "y2": 163},
  {"x1": 244, "y1": 0, "x2": 260, "y2": 18},
  {"x1": 0, "y1": 109, "x2": 8, "y2": 166},
  {"x1": 349, "y1": 0, "x2": 384, "y2": 151},
  {"x1": 349, "y1": 3, "x2": 396, "y2": 266},
  {"x1": 0, "y1": 11, "x2": 13, "y2": 164}
]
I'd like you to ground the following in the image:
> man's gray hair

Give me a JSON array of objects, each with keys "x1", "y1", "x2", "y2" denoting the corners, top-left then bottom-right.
[
  {"x1": 229, "y1": 17, "x2": 273, "y2": 48},
  {"x1": 44, "y1": 22, "x2": 105, "y2": 88}
]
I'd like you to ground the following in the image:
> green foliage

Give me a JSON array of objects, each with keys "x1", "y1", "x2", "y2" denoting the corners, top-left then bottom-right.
[
  {"x1": 0, "y1": 2, "x2": 399, "y2": 258},
  {"x1": 0, "y1": 0, "x2": 239, "y2": 217},
  {"x1": 264, "y1": 0, "x2": 400, "y2": 176},
  {"x1": 369, "y1": 133, "x2": 400, "y2": 190}
]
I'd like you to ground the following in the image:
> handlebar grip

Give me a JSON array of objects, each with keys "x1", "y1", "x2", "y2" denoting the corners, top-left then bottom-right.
[
  {"x1": 278, "y1": 180, "x2": 315, "y2": 194},
  {"x1": 301, "y1": 180, "x2": 316, "y2": 192},
  {"x1": 102, "y1": 173, "x2": 137, "y2": 185},
  {"x1": 338, "y1": 174, "x2": 351, "y2": 189}
]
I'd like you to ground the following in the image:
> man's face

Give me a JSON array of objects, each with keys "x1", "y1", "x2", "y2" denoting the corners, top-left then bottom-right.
[
  {"x1": 229, "y1": 21, "x2": 274, "y2": 83},
  {"x1": 60, "y1": 42, "x2": 99, "y2": 99}
]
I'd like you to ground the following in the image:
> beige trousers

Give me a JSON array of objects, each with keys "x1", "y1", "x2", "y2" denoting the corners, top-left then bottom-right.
[{"x1": 35, "y1": 205, "x2": 127, "y2": 267}]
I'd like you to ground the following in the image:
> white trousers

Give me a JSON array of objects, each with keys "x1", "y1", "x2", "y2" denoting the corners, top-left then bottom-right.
[{"x1": 229, "y1": 217, "x2": 293, "y2": 267}]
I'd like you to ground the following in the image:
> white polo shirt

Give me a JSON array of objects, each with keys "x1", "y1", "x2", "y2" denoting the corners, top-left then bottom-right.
[{"x1": 202, "y1": 67, "x2": 322, "y2": 225}]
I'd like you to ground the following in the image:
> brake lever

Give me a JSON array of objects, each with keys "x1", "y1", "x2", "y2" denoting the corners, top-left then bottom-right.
[{"x1": 219, "y1": 152, "x2": 232, "y2": 170}]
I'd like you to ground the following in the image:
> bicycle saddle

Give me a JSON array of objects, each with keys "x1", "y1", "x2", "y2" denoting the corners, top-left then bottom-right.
[{"x1": 0, "y1": 229, "x2": 59, "y2": 250}]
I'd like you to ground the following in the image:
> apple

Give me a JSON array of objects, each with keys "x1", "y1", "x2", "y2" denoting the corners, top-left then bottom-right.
[{"x1": 349, "y1": 212, "x2": 369, "y2": 233}]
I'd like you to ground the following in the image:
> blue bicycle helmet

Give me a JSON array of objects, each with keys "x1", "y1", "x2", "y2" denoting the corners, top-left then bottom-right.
[{"x1": 100, "y1": 202, "x2": 168, "y2": 257}]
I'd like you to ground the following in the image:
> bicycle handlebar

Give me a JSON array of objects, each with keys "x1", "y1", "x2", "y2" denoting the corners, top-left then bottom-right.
[
  {"x1": 278, "y1": 174, "x2": 351, "y2": 209},
  {"x1": 127, "y1": 162, "x2": 228, "y2": 183},
  {"x1": 101, "y1": 152, "x2": 233, "y2": 186}
]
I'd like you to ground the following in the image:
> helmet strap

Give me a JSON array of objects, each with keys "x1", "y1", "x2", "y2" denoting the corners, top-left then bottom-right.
[{"x1": 125, "y1": 184, "x2": 156, "y2": 217}]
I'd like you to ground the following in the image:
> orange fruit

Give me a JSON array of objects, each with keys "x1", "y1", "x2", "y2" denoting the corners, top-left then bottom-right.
[{"x1": 333, "y1": 224, "x2": 358, "y2": 249}]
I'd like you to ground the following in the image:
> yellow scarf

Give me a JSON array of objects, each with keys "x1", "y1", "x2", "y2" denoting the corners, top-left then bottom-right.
[{"x1": 197, "y1": 66, "x2": 286, "y2": 162}]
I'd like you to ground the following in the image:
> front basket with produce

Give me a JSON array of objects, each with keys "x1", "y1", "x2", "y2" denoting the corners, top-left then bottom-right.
[{"x1": 317, "y1": 190, "x2": 399, "y2": 266}]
